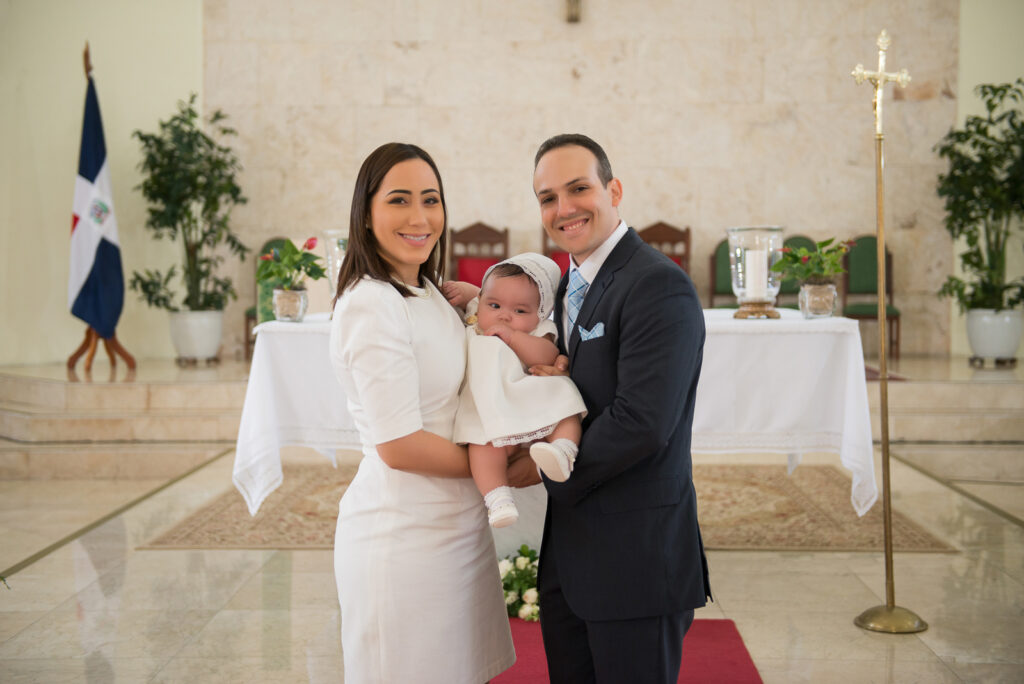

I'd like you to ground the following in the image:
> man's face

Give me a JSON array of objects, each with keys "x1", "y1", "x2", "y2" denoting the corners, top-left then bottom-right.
[{"x1": 533, "y1": 145, "x2": 622, "y2": 265}]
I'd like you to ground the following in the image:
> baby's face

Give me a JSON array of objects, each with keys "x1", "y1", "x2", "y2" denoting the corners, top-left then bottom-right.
[{"x1": 476, "y1": 274, "x2": 542, "y2": 334}]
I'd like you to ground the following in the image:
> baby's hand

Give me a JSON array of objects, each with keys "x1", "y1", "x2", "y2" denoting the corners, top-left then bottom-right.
[
  {"x1": 482, "y1": 323, "x2": 515, "y2": 344},
  {"x1": 441, "y1": 281, "x2": 479, "y2": 308}
]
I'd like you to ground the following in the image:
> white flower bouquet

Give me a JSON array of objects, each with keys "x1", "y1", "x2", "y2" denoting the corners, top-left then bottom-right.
[{"x1": 500, "y1": 544, "x2": 540, "y2": 622}]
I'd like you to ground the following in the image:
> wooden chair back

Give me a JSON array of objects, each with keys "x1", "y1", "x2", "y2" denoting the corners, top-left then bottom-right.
[
  {"x1": 449, "y1": 222, "x2": 509, "y2": 285},
  {"x1": 637, "y1": 222, "x2": 691, "y2": 272}
]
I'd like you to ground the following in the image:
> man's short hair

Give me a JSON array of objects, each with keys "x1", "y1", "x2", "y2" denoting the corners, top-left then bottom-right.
[{"x1": 534, "y1": 133, "x2": 614, "y2": 186}]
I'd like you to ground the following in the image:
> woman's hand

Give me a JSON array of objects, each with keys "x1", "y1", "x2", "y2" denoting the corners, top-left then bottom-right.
[
  {"x1": 441, "y1": 280, "x2": 479, "y2": 308},
  {"x1": 528, "y1": 354, "x2": 569, "y2": 377}
]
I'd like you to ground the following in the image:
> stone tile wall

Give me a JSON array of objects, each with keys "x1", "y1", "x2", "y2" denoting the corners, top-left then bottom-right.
[{"x1": 205, "y1": 0, "x2": 958, "y2": 357}]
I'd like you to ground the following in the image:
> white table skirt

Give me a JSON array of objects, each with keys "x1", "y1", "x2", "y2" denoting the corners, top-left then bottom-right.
[
  {"x1": 233, "y1": 309, "x2": 877, "y2": 525},
  {"x1": 694, "y1": 309, "x2": 877, "y2": 515}
]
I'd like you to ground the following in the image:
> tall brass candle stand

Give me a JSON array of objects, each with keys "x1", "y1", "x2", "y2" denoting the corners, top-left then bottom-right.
[{"x1": 850, "y1": 30, "x2": 926, "y2": 634}]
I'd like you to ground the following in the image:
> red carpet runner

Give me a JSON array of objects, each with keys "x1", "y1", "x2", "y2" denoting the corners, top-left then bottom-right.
[{"x1": 494, "y1": 618, "x2": 762, "y2": 683}]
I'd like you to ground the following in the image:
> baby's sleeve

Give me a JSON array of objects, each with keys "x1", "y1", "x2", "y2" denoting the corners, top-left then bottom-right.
[
  {"x1": 532, "y1": 317, "x2": 558, "y2": 339},
  {"x1": 331, "y1": 282, "x2": 423, "y2": 444}
]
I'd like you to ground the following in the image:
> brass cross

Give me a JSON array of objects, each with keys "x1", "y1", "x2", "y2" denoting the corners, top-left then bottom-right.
[{"x1": 851, "y1": 30, "x2": 911, "y2": 135}]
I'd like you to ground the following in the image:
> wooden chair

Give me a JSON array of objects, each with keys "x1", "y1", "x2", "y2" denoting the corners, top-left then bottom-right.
[
  {"x1": 637, "y1": 222, "x2": 691, "y2": 272},
  {"x1": 708, "y1": 238, "x2": 733, "y2": 307},
  {"x1": 842, "y1": 235, "x2": 901, "y2": 359},
  {"x1": 540, "y1": 227, "x2": 571, "y2": 275},
  {"x1": 449, "y1": 222, "x2": 509, "y2": 286},
  {"x1": 776, "y1": 234, "x2": 816, "y2": 309},
  {"x1": 245, "y1": 236, "x2": 289, "y2": 360}
]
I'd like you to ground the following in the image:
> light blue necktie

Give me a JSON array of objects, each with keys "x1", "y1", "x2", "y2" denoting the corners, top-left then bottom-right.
[{"x1": 567, "y1": 269, "x2": 589, "y2": 330}]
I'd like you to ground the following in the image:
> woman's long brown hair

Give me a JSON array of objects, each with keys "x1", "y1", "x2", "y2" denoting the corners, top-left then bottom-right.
[{"x1": 333, "y1": 143, "x2": 449, "y2": 303}]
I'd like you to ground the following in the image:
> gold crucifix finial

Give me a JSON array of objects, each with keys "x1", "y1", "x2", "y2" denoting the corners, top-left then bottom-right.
[{"x1": 851, "y1": 30, "x2": 911, "y2": 135}]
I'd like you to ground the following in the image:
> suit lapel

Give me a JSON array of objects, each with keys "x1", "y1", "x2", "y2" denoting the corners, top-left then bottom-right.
[
  {"x1": 555, "y1": 274, "x2": 568, "y2": 355},
  {"x1": 568, "y1": 228, "x2": 643, "y2": 369}
]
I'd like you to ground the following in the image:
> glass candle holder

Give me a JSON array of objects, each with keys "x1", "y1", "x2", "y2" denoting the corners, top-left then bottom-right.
[
  {"x1": 727, "y1": 226, "x2": 784, "y2": 319},
  {"x1": 322, "y1": 229, "x2": 348, "y2": 293}
]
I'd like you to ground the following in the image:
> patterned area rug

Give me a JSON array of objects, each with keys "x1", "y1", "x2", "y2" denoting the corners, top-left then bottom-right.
[
  {"x1": 142, "y1": 463, "x2": 359, "y2": 550},
  {"x1": 143, "y1": 463, "x2": 952, "y2": 552},
  {"x1": 694, "y1": 464, "x2": 951, "y2": 552}
]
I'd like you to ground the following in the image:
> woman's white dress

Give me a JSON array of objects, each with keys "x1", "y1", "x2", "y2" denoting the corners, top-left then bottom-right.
[{"x1": 329, "y1": 277, "x2": 515, "y2": 683}]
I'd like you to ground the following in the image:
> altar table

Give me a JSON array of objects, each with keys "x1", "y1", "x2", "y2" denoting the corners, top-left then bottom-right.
[{"x1": 233, "y1": 309, "x2": 877, "y2": 527}]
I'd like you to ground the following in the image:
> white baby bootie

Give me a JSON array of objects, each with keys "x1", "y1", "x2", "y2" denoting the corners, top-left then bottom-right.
[
  {"x1": 484, "y1": 486, "x2": 519, "y2": 528},
  {"x1": 529, "y1": 439, "x2": 578, "y2": 483}
]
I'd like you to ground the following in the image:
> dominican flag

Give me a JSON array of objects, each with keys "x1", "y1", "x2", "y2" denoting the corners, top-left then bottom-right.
[{"x1": 69, "y1": 76, "x2": 124, "y2": 339}]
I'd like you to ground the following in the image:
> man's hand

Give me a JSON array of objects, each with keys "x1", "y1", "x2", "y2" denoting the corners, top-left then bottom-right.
[
  {"x1": 506, "y1": 449, "x2": 542, "y2": 487},
  {"x1": 441, "y1": 281, "x2": 479, "y2": 308},
  {"x1": 529, "y1": 354, "x2": 569, "y2": 376}
]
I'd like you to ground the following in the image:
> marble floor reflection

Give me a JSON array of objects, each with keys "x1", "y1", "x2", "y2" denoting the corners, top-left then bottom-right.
[{"x1": 0, "y1": 444, "x2": 1020, "y2": 683}]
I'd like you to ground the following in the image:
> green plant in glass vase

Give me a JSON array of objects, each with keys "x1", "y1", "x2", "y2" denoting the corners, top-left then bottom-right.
[
  {"x1": 771, "y1": 238, "x2": 853, "y2": 285},
  {"x1": 256, "y1": 237, "x2": 326, "y2": 291}
]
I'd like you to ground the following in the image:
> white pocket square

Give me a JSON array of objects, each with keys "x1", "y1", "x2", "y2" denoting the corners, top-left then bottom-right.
[{"x1": 579, "y1": 322, "x2": 605, "y2": 341}]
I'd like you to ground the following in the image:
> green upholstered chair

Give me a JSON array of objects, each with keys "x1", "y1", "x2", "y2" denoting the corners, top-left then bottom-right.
[
  {"x1": 244, "y1": 237, "x2": 289, "y2": 360},
  {"x1": 842, "y1": 235, "x2": 901, "y2": 358},
  {"x1": 708, "y1": 238, "x2": 733, "y2": 308},
  {"x1": 777, "y1": 235, "x2": 817, "y2": 308}
]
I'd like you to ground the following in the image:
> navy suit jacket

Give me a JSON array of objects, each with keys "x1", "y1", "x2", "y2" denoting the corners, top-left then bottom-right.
[{"x1": 539, "y1": 228, "x2": 711, "y2": 621}]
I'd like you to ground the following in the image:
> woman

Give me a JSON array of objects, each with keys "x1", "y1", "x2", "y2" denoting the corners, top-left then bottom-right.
[{"x1": 329, "y1": 142, "x2": 515, "y2": 682}]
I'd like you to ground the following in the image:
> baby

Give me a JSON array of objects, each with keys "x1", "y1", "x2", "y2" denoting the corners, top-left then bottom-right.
[{"x1": 449, "y1": 253, "x2": 586, "y2": 527}]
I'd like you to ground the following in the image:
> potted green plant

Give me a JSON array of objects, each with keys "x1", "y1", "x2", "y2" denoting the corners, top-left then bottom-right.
[
  {"x1": 772, "y1": 238, "x2": 853, "y2": 318},
  {"x1": 935, "y1": 79, "x2": 1024, "y2": 365},
  {"x1": 129, "y1": 94, "x2": 249, "y2": 362},
  {"x1": 256, "y1": 237, "x2": 326, "y2": 322}
]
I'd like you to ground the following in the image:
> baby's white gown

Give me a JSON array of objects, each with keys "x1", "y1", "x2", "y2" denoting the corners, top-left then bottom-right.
[
  {"x1": 329, "y1": 278, "x2": 515, "y2": 683},
  {"x1": 454, "y1": 316, "x2": 586, "y2": 447}
]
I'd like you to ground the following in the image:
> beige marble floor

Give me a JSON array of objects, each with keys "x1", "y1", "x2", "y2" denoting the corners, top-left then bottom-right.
[
  {"x1": 0, "y1": 444, "x2": 1021, "y2": 683},
  {"x1": 0, "y1": 479, "x2": 165, "y2": 571}
]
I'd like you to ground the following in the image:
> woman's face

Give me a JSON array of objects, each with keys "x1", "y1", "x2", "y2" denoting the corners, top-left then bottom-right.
[
  {"x1": 369, "y1": 158, "x2": 445, "y2": 286},
  {"x1": 476, "y1": 274, "x2": 541, "y2": 334}
]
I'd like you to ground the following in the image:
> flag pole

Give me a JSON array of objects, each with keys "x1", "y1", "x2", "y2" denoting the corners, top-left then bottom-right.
[{"x1": 67, "y1": 42, "x2": 136, "y2": 377}]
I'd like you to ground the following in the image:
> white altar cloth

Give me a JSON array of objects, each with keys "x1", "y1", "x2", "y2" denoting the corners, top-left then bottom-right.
[
  {"x1": 693, "y1": 309, "x2": 877, "y2": 516},
  {"x1": 233, "y1": 309, "x2": 877, "y2": 522}
]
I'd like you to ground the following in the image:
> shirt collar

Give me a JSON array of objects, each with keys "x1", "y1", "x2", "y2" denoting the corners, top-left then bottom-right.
[{"x1": 570, "y1": 220, "x2": 628, "y2": 285}]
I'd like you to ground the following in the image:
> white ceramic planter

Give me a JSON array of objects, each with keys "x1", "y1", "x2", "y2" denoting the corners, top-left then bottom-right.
[
  {"x1": 169, "y1": 310, "x2": 224, "y2": 361},
  {"x1": 966, "y1": 308, "x2": 1023, "y2": 360}
]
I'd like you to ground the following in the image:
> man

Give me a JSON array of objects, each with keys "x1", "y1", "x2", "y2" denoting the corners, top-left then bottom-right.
[{"x1": 528, "y1": 134, "x2": 711, "y2": 683}]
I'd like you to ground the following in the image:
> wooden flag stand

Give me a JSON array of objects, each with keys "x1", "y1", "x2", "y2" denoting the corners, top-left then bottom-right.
[
  {"x1": 67, "y1": 326, "x2": 136, "y2": 374},
  {"x1": 66, "y1": 43, "x2": 136, "y2": 377}
]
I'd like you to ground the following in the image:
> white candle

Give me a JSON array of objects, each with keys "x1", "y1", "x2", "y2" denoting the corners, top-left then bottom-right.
[{"x1": 745, "y1": 248, "x2": 767, "y2": 300}]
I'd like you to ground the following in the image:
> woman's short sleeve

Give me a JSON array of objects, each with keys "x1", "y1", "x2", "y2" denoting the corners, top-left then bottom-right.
[{"x1": 331, "y1": 280, "x2": 423, "y2": 444}]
